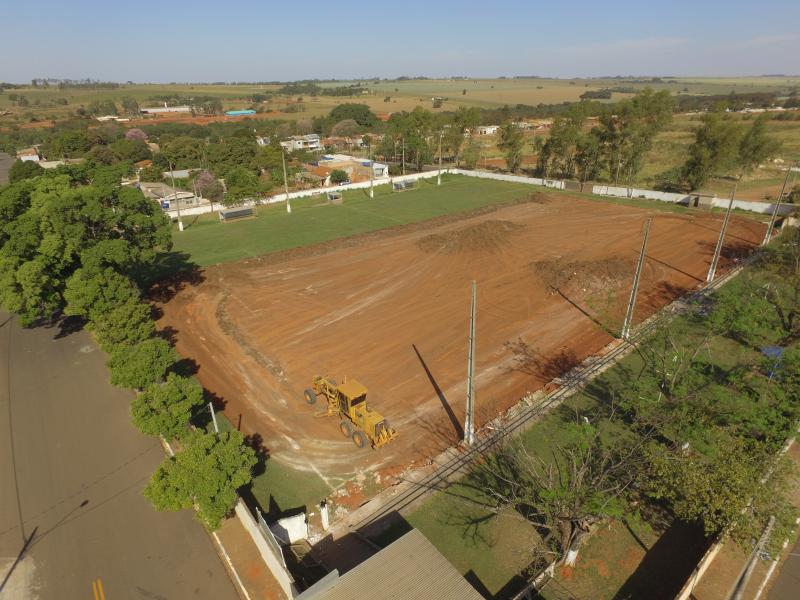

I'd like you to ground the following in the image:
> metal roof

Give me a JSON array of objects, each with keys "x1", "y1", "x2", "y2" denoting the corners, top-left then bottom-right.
[{"x1": 300, "y1": 529, "x2": 483, "y2": 600}]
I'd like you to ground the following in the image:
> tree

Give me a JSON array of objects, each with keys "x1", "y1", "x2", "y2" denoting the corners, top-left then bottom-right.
[
  {"x1": 329, "y1": 103, "x2": 377, "y2": 127},
  {"x1": 125, "y1": 128, "x2": 148, "y2": 142},
  {"x1": 131, "y1": 373, "x2": 205, "y2": 440},
  {"x1": 681, "y1": 111, "x2": 744, "y2": 190},
  {"x1": 644, "y1": 434, "x2": 795, "y2": 549},
  {"x1": 87, "y1": 99, "x2": 118, "y2": 115},
  {"x1": 224, "y1": 166, "x2": 263, "y2": 205},
  {"x1": 110, "y1": 138, "x2": 151, "y2": 162},
  {"x1": 144, "y1": 430, "x2": 257, "y2": 529},
  {"x1": 163, "y1": 136, "x2": 204, "y2": 170},
  {"x1": 121, "y1": 97, "x2": 140, "y2": 116},
  {"x1": 330, "y1": 119, "x2": 359, "y2": 138},
  {"x1": 194, "y1": 170, "x2": 224, "y2": 203},
  {"x1": 497, "y1": 122, "x2": 525, "y2": 173},
  {"x1": 738, "y1": 115, "x2": 781, "y2": 176},
  {"x1": 107, "y1": 338, "x2": 177, "y2": 389},
  {"x1": 470, "y1": 424, "x2": 644, "y2": 563},
  {"x1": 461, "y1": 137, "x2": 482, "y2": 169},
  {"x1": 329, "y1": 169, "x2": 348, "y2": 184},
  {"x1": 9, "y1": 160, "x2": 44, "y2": 183}
]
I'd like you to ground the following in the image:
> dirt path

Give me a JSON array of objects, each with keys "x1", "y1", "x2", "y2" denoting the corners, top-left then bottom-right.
[{"x1": 158, "y1": 193, "x2": 764, "y2": 487}]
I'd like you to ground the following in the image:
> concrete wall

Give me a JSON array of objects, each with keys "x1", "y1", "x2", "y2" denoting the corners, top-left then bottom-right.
[
  {"x1": 163, "y1": 168, "x2": 794, "y2": 221},
  {"x1": 234, "y1": 500, "x2": 295, "y2": 598}
]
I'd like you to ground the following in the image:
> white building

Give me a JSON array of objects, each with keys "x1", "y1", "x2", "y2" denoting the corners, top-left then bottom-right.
[
  {"x1": 16, "y1": 148, "x2": 40, "y2": 162},
  {"x1": 140, "y1": 103, "x2": 192, "y2": 115},
  {"x1": 473, "y1": 125, "x2": 499, "y2": 135},
  {"x1": 280, "y1": 134, "x2": 322, "y2": 152}
]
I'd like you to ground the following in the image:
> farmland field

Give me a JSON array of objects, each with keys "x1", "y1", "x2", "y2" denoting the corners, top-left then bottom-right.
[
  {"x1": 2, "y1": 76, "x2": 798, "y2": 126},
  {"x1": 156, "y1": 177, "x2": 764, "y2": 499}
]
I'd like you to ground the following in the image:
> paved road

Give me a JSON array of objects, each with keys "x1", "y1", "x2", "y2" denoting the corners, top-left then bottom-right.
[
  {"x1": 768, "y1": 537, "x2": 800, "y2": 600},
  {"x1": 0, "y1": 314, "x2": 239, "y2": 599}
]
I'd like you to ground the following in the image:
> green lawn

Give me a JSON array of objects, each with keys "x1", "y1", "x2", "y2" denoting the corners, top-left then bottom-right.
[
  {"x1": 170, "y1": 175, "x2": 537, "y2": 267},
  {"x1": 165, "y1": 174, "x2": 708, "y2": 275}
]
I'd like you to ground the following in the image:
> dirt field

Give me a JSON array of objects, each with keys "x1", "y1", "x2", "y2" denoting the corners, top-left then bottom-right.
[{"x1": 157, "y1": 194, "x2": 764, "y2": 490}]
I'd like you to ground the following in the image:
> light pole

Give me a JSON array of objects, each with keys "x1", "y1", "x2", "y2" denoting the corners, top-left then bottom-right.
[
  {"x1": 281, "y1": 147, "x2": 291, "y2": 214},
  {"x1": 368, "y1": 139, "x2": 374, "y2": 199},
  {"x1": 437, "y1": 131, "x2": 444, "y2": 185},
  {"x1": 168, "y1": 160, "x2": 184, "y2": 231}
]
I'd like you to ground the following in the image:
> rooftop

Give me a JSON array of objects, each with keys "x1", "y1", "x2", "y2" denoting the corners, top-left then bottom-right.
[{"x1": 298, "y1": 529, "x2": 483, "y2": 600}]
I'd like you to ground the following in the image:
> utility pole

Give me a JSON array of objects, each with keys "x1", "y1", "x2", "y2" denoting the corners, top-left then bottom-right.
[
  {"x1": 729, "y1": 515, "x2": 775, "y2": 600},
  {"x1": 401, "y1": 137, "x2": 406, "y2": 175},
  {"x1": 168, "y1": 160, "x2": 184, "y2": 232},
  {"x1": 621, "y1": 217, "x2": 653, "y2": 340},
  {"x1": 464, "y1": 280, "x2": 477, "y2": 445},
  {"x1": 707, "y1": 184, "x2": 737, "y2": 283},
  {"x1": 762, "y1": 163, "x2": 795, "y2": 246},
  {"x1": 208, "y1": 401, "x2": 219, "y2": 434},
  {"x1": 281, "y1": 148, "x2": 291, "y2": 214},
  {"x1": 368, "y1": 139, "x2": 374, "y2": 198},
  {"x1": 437, "y1": 131, "x2": 443, "y2": 186}
]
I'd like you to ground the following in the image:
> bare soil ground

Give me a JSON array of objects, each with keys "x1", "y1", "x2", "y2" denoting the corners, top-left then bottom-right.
[{"x1": 157, "y1": 194, "x2": 764, "y2": 491}]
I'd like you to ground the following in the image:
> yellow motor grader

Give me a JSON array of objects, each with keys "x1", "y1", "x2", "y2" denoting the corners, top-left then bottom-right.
[{"x1": 304, "y1": 376, "x2": 398, "y2": 449}]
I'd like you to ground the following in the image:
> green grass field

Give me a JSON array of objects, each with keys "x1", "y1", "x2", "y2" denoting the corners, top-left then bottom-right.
[
  {"x1": 166, "y1": 174, "x2": 711, "y2": 273},
  {"x1": 170, "y1": 175, "x2": 534, "y2": 267}
]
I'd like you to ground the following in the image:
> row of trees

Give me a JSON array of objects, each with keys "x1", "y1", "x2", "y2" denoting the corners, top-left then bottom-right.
[
  {"x1": 465, "y1": 228, "x2": 800, "y2": 564},
  {"x1": 0, "y1": 164, "x2": 257, "y2": 529}
]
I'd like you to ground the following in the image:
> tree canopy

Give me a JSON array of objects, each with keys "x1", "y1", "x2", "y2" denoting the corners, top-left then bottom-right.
[{"x1": 144, "y1": 430, "x2": 257, "y2": 529}]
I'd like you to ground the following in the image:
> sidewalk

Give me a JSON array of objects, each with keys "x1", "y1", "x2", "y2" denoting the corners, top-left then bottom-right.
[{"x1": 212, "y1": 514, "x2": 290, "y2": 600}]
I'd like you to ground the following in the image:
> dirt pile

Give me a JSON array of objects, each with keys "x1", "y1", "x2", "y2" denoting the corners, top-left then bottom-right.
[
  {"x1": 417, "y1": 220, "x2": 525, "y2": 255},
  {"x1": 530, "y1": 256, "x2": 633, "y2": 294}
]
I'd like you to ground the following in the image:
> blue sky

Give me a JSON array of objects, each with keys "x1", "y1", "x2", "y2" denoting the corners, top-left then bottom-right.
[{"x1": 2, "y1": 0, "x2": 799, "y2": 82}]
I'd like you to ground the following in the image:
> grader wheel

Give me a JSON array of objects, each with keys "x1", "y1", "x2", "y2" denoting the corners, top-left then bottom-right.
[
  {"x1": 339, "y1": 420, "x2": 353, "y2": 437},
  {"x1": 304, "y1": 388, "x2": 317, "y2": 405},
  {"x1": 352, "y1": 431, "x2": 367, "y2": 449}
]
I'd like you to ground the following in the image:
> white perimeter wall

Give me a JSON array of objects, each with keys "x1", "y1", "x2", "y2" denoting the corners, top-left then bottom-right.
[{"x1": 164, "y1": 169, "x2": 792, "y2": 219}]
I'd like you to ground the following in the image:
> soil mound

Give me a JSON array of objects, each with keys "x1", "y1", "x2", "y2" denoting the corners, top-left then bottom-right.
[
  {"x1": 417, "y1": 220, "x2": 525, "y2": 255},
  {"x1": 531, "y1": 256, "x2": 633, "y2": 294}
]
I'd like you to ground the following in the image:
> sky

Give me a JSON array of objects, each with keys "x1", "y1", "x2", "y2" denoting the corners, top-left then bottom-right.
[{"x1": 2, "y1": 0, "x2": 799, "y2": 82}]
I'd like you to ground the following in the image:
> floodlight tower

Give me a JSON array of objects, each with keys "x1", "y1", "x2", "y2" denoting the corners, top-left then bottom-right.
[
  {"x1": 763, "y1": 162, "x2": 796, "y2": 246},
  {"x1": 368, "y1": 139, "x2": 374, "y2": 199},
  {"x1": 437, "y1": 130, "x2": 444, "y2": 186},
  {"x1": 621, "y1": 217, "x2": 653, "y2": 340},
  {"x1": 168, "y1": 160, "x2": 184, "y2": 232},
  {"x1": 281, "y1": 147, "x2": 291, "y2": 214},
  {"x1": 464, "y1": 280, "x2": 477, "y2": 445},
  {"x1": 706, "y1": 185, "x2": 737, "y2": 283}
]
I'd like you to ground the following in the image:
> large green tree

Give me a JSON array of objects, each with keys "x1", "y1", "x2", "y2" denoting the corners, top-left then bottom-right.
[
  {"x1": 144, "y1": 430, "x2": 257, "y2": 529},
  {"x1": 132, "y1": 373, "x2": 205, "y2": 440},
  {"x1": 9, "y1": 160, "x2": 44, "y2": 183},
  {"x1": 107, "y1": 337, "x2": 177, "y2": 389},
  {"x1": 497, "y1": 123, "x2": 525, "y2": 173}
]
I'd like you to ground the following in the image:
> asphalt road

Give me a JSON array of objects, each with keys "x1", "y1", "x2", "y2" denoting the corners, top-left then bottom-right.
[
  {"x1": 768, "y1": 537, "x2": 800, "y2": 600},
  {"x1": 0, "y1": 314, "x2": 239, "y2": 599}
]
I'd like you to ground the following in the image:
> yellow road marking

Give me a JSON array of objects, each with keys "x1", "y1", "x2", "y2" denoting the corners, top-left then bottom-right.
[{"x1": 92, "y1": 578, "x2": 105, "y2": 600}]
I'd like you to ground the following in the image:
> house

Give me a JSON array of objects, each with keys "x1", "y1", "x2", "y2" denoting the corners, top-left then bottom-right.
[
  {"x1": 138, "y1": 181, "x2": 201, "y2": 208},
  {"x1": 280, "y1": 134, "x2": 322, "y2": 152},
  {"x1": 296, "y1": 529, "x2": 483, "y2": 600},
  {"x1": 162, "y1": 168, "x2": 198, "y2": 180},
  {"x1": 305, "y1": 154, "x2": 389, "y2": 185},
  {"x1": 140, "y1": 103, "x2": 192, "y2": 115},
  {"x1": 16, "y1": 148, "x2": 40, "y2": 162},
  {"x1": 95, "y1": 115, "x2": 130, "y2": 122},
  {"x1": 225, "y1": 109, "x2": 256, "y2": 116},
  {"x1": 473, "y1": 125, "x2": 499, "y2": 135},
  {"x1": 256, "y1": 136, "x2": 271, "y2": 146}
]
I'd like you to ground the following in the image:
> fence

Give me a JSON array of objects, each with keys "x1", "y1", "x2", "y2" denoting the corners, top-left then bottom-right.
[
  {"x1": 163, "y1": 167, "x2": 794, "y2": 221},
  {"x1": 234, "y1": 500, "x2": 295, "y2": 598}
]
